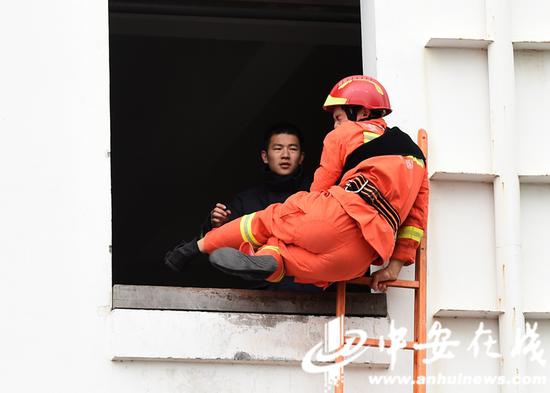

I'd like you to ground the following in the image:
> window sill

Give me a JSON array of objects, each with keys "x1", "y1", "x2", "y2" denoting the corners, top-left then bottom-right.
[
  {"x1": 113, "y1": 285, "x2": 387, "y2": 317},
  {"x1": 111, "y1": 308, "x2": 391, "y2": 367},
  {"x1": 111, "y1": 285, "x2": 390, "y2": 367}
]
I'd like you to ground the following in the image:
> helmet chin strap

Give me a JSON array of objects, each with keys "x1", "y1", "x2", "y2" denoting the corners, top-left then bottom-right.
[
  {"x1": 343, "y1": 105, "x2": 360, "y2": 121},
  {"x1": 358, "y1": 109, "x2": 385, "y2": 122},
  {"x1": 343, "y1": 105, "x2": 384, "y2": 122}
]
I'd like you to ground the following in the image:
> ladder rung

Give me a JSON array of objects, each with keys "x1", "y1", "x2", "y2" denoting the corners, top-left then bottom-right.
[
  {"x1": 348, "y1": 277, "x2": 420, "y2": 289},
  {"x1": 345, "y1": 337, "x2": 417, "y2": 351}
]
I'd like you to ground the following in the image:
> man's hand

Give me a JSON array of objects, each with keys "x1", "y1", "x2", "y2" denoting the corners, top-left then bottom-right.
[
  {"x1": 210, "y1": 203, "x2": 231, "y2": 228},
  {"x1": 370, "y1": 259, "x2": 405, "y2": 292}
]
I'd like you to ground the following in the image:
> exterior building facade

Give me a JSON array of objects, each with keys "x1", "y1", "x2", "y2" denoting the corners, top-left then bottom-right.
[{"x1": 1, "y1": 0, "x2": 549, "y2": 392}]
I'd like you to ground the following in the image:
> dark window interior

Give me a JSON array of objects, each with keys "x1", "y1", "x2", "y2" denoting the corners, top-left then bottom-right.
[{"x1": 109, "y1": 0, "x2": 365, "y2": 289}]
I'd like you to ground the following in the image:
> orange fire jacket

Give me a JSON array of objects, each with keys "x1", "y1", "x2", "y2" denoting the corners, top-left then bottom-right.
[{"x1": 310, "y1": 119, "x2": 429, "y2": 265}]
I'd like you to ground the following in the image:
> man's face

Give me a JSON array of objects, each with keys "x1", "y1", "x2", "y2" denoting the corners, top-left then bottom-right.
[
  {"x1": 261, "y1": 133, "x2": 304, "y2": 176},
  {"x1": 332, "y1": 106, "x2": 349, "y2": 128}
]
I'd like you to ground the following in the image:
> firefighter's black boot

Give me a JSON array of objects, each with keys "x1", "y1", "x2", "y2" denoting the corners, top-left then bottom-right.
[
  {"x1": 209, "y1": 247, "x2": 278, "y2": 281},
  {"x1": 164, "y1": 238, "x2": 200, "y2": 273}
]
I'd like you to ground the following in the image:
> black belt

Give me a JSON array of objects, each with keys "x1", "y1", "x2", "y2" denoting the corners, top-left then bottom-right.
[{"x1": 344, "y1": 174, "x2": 401, "y2": 233}]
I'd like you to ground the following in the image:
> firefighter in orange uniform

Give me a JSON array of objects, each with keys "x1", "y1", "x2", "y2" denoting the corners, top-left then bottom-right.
[{"x1": 165, "y1": 75, "x2": 429, "y2": 291}]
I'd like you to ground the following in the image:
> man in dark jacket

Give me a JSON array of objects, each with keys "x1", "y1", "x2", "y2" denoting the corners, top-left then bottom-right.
[{"x1": 200, "y1": 123, "x2": 320, "y2": 292}]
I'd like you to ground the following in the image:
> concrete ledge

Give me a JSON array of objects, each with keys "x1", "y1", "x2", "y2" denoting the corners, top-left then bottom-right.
[
  {"x1": 513, "y1": 41, "x2": 550, "y2": 50},
  {"x1": 425, "y1": 37, "x2": 493, "y2": 49},
  {"x1": 524, "y1": 312, "x2": 550, "y2": 320},
  {"x1": 519, "y1": 174, "x2": 550, "y2": 184},
  {"x1": 429, "y1": 171, "x2": 497, "y2": 183},
  {"x1": 111, "y1": 309, "x2": 391, "y2": 367},
  {"x1": 434, "y1": 309, "x2": 503, "y2": 319},
  {"x1": 435, "y1": 310, "x2": 550, "y2": 320},
  {"x1": 113, "y1": 285, "x2": 387, "y2": 317}
]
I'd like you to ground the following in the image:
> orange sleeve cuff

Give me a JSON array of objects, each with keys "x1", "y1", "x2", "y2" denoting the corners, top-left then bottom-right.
[{"x1": 391, "y1": 238, "x2": 419, "y2": 265}]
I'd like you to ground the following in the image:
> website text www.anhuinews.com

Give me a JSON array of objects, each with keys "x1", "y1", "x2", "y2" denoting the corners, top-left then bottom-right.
[{"x1": 367, "y1": 373, "x2": 547, "y2": 385}]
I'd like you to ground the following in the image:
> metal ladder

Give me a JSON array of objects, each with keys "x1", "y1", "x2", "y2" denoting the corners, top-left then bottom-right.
[{"x1": 333, "y1": 129, "x2": 428, "y2": 393}]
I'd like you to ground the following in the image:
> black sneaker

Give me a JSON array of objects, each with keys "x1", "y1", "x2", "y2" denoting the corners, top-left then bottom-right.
[
  {"x1": 209, "y1": 247, "x2": 278, "y2": 281},
  {"x1": 164, "y1": 238, "x2": 200, "y2": 273}
]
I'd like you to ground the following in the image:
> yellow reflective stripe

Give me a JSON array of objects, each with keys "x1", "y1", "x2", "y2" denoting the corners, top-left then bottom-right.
[
  {"x1": 363, "y1": 131, "x2": 380, "y2": 143},
  {"x1": 239, "y1": 215, "x2": 248, "y2": 243},
  {"x1": 245, "y1": 213, "x2": 261, "y2": 247},
  {"x1": 397, "y1": 226, "x2": 424, "y2": 242},
  {"x1": 338, "y1": 80, "x2": 353, "y2": 90},
  {"x1": 260, "y1": 245, "x2": 284, "y2": 282},
  {"x1": 268, "y1": 263, "x2": 285, "y2": 283},
  {"x1": 259, "y1": 245, "x2": 280, "y2": 254},
  {"x1": 272, "y1": 264, "x2": 285, "y2": 282},
  {"x1": 239, "y1": 213, "x2": 262, "y2": 247},
  {"x1": 323, "y1": 95, "x2": 348, "y2": 107},
  {"x1": 405, "y1": 155, "x2": 425, "y2": 168}
]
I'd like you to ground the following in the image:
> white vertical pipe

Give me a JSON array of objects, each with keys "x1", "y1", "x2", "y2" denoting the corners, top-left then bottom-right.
[
  {"x1": 360, "y1": 0, "x2": 378, "y2": 77},
  {"x1": 486, "y1": 1, "x2": 525, "y2": 391}
]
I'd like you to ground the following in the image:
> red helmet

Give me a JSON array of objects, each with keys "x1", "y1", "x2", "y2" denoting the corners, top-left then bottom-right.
[{"x1": 322, "y1": 75, "x2": 392, "y2": 117}]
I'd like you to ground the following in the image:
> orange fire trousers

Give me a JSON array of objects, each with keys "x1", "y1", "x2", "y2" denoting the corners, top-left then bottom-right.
[{"x1": 203, "y1": 190, "x2": 378, "y2": 288}]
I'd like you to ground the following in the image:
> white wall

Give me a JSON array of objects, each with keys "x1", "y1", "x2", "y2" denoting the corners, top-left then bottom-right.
[
  {"x1": 425, "y1": 48, "x2": 492, "y2": 174},
  {"x1": 0, "y1": 0, "x2": 112, "y2": 391},
  {"x1": 521, "y1": 184, "x2": 550, "y2": 313},
  {"x1": 1, "y1": 0, "x2": 549, "y2": 392},
  {"x1": 365, "y1": 0, "x2": 550, "y2": 392},
  {"x1": 515, "y1": 50, "x2": 550, "y2": 175}
]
